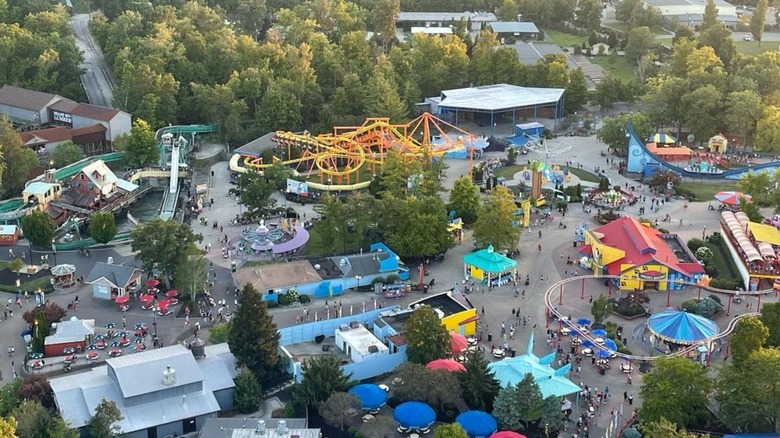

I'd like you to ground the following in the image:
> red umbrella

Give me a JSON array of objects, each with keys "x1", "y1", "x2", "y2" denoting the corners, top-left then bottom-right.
[
  {"x1": 165, "y1": 290, "x2": 179, "y2": 298},
  {"x1": 490, "y1": 432, "x2": 527, "y2": 438},
  {"x1": 426, "y1": 359, "x2": 466, "y2": 372},
  {"x1": 450, "y1": 333, "x2": 469, "y2": 354},
  {"x1": 139, "y1": 294, "x2": 154, "y2": 304},
  {"x1": 157, "y1": 299, "x2": 173, "y2": 308},
  {"x1": 146, "y1": 279, "x2": 160, "y2": 288},
  {"x1": 115, "y1": 295, "x2": 130, "y2": 304}
]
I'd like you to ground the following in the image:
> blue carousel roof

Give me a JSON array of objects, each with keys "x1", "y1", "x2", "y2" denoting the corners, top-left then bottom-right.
[{"x1": 647, "y1": 310, "x2": 719, "y2": 344}]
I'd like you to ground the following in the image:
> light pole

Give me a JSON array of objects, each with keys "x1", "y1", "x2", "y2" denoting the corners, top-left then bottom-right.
[
  {"x1": 355, "y1": 275, "x2": 362, "y2": 291},
  {"x1": 51, "y1": 239, "x2": 57, "y2": 265}
]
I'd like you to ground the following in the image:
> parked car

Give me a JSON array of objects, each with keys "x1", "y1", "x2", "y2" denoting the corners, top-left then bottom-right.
[{"x1": 743, "y1": 35, "x2": 752, "y2": 41}]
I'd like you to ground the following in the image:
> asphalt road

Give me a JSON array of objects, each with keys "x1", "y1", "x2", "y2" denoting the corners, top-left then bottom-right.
[{"x1": 70, "y1": 14, "x2": 115, "y2": 108}]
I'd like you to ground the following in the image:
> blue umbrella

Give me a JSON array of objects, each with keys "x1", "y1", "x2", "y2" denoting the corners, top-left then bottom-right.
[
  {"x1": 570, "y1": 329, "x2": 580, "y2": 337},
  {"x1": 105, "y1": 322, "x2": 116, "y2": 329},
  {"x1": 582, "y1": 340, "x2": 595, "y2": 348},
  {"x1": 394, "y1": 402, "x2": 436, "y2": 429},
  {"x1": 592, "y1": 329, "x2": 607, "y2": 337},
  {"x1": 604, "y1": 339, "x2": 618, "y2": 352},
  {"x1": 348, "y1": 384, "x2": 388, "y2": 410},
  {"x1": 456, "y1": 411, "x2": 498, "y2": 438},
  {"x1": 86, "y1": 344, "x2": 97, "y2": 351},
  {"x1": 595, "y1": 349, "x2": 611, "y2": 359},
  {"x1": 576, "y1": 318, "x2": 591, "y2": 326}
]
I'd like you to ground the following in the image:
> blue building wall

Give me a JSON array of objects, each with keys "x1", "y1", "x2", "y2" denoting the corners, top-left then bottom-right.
[
  {"x1": 627, "y1": 131, "x2": 659, "y2": 174},
  {"x1": 278, "y1": 307, "x2": 402, "y2": 382}
]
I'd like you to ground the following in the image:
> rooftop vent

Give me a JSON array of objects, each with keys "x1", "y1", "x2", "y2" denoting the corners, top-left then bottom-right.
[
  {"x1": 278, "y1": 420, "x2": 288, "y2": 435},
  {"x1": 256, "y1": 420, "x2": 266, "y2": 435},
  {"x1": 162, "y1": 365, "x2": 177, "y2": 386}
]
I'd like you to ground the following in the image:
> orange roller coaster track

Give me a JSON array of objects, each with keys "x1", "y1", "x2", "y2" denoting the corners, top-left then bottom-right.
[{"x1": 238, "y1": 112, "x2": 478, "y2": 186}]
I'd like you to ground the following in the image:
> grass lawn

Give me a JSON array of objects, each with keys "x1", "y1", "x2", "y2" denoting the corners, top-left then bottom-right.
[
  {"x1": 602, "y1": 23, "x2": 670, "y2": 36},
  {"x1": 589, "y1": 55, "x2": 636, "y2": 82},
  {"x1": 734, "y1": 40, "x2": 777, "y2": 56},
  {"x1": 705, "y1": 242, "x2": 741, "y2": 283},
  {"x1": 562, "y1": 166, "x2": 601, "y2": 183},
  {"x1": 543, "y1": 29, "x2": 587, "y2": 48},
  {"x1": 71, "y1": 0, "x2": 91, "y2": 14},
  {"x1": 676, "y1": 182, "x2": 732, "y2": 201},
  {"x1": 495, "y1": 165, "x2": 524, "y2": 180}
]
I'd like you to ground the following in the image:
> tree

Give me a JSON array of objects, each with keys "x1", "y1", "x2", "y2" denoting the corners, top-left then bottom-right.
[
  {"x1": 87, "y1": 399, "x2": 123, "y2": 438},
  {"x1": 21, "y1": 210, "x2": 54, "y2": 248},
  {"x1": 716, "y1": 347, "x2": 780, "y2": 433},
  {"x1": 755, "y1": 106, "x2": 780, "y2": 152},
  {"x1": 597, "y1": 113, "x2": 653, "y2": 156},
  {"x1": 473, "y1": 186, "x2": 520, "y2": 251},
  {"x1": 173, "y1": 245, "x2": 208, "y2": 304},
  {"x1": 725, "y1": 90, "x2": 763, "y2": 145},
  {"x1": 9, "y1": 257, "x2": 23, "y2": 276},
  {"x1": 577, "y1": 0, "x2": 603, "y2": 31},
  {"x1": 13, "y1": 399, "x2": 77, "y2": 438},
  {"x1": 88, "y1": 211, "x2": 117, "y2": 244},
  {"x1": 130, "y1": 219, "x2": 203, "y2": 284},
  {"x1": 17, "y1": 375, "x2": 55, "y2": 411},
  {"x1": 740, "y1": 197, "x2": 764, "y2": 223},
  {"x1": 760, "y1": 302, "x2": 780, "y2": 347},
  {"x1": 625, "y1": 26, "x2": 655, "y2": 65},
  {"x1": 737, "y1": 171, "x2": 771, "y2": 203},
  {"x1": 701, "y1": 0, "x2": 719, "y2": 33},
  {"x1": 493, "y1": 384, "x2": 523, "y2": 431},
  {"x1": 233, "y1": 368, "x2": 262, "y2": 414},
  {"x1": 235, "y1": 170, "x2": 277, "y2": 217},
  {"x1": 641, "y1": 419, "x2": 703, "y2": 437},
  {"x1": 448, "y1": 177, "x2": 481, "y2": 225},
  {"x1": 640, "y1": 356, "x2": 712, "y2": 427},
  {"x1": 404, "y1": 305, "x2": 450, "y2": 364},
  {"x1": 0, "y1": 121, "x2": 38, "y2": 196},
  {"x1": 0, "y1": 378, "x2": 22, "y2": 417},
  {"x1": 540, "y1": 395, "x2": 566, "y2": 435},
  {"x1": 228, "y1": 284, "x2": 282, "y2": 386},
  {"x1": 699, "y1": 24, "x2": 737, "y2": 68},
  {"x1": 362, "y1": 415, "x2": 397, "y2": 438},
  {"x1": 566, "y1": 67, "x2": 589, "y2": 112},
  {"x1": 591, "y1": 294, "x2": 613, "y2": 324},
  {"x1": 373, "y1": 0, "x2": 399, "y2": 51},
  {"x1": 320, "y1": 392, "x2": 361, "y2": 430},
  {"x1": 51, "y1": 141, "x2": 85, "y2": 168},
  {"x1": 730, "y1": 316, "x2": 769, "y2": 365},
  {"x1": 294, "y1": 355, "x2": 352, "y2": 408},
  {"x1": 514, "y1": 373, "x2": 545, "y2": 429},
  {"x1": 496, "y1": 0, "x2": 520, "y2": 21},
  {"x1": 750, "y1": 0, "x2": 768, "y2": 44},
  {"x1": 382, "y1": 195, "x2": 452, "y2": 259},
  {"x1": 22, "y1": 302, "x2": 66, "y2": 325},
  {"x1": 434, "y1": 423, "x2": 469, "y2": 438},
  {"x1": 593, "y1": 75, "x2": 624, "y2": 110},
  {"x1": 681, "y1": 84, "x2": 722, "y2": 142},
  {"x1": 391, "y1": 363, "x2": 461, "y2": 409},
  {"x1": 124, "y1": 119, "x2": 159, "y2": 168},
  {"x1": 208, "y1": 321, "x2": 231, "y2": 344},
  {"x1": 459, "y1": 349, "x2": 501, "y2": 411}
]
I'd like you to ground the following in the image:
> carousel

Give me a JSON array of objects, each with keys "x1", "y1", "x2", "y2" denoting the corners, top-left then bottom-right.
[
  {"x1": 646, "y1": 310, "x2": 720, "y2": 356},
  {"x1": 50, "y1": 264, "x2": 76, "y2": 288}
]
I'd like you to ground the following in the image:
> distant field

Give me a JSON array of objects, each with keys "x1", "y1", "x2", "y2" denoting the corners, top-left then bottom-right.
[
  {"x1": 733, "y1": 40, "x2": 778, "y2": 55},
  {"x1": 589, "y1": 55, "x2": 636, "y2": 82},
  {"x1": 603, "y1": 23, "x2": 671, "y2": 36}
]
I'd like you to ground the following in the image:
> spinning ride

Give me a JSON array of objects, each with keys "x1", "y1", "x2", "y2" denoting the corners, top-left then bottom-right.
[{"x1": 233, "y1": 113, "x2": 479, "y2": 187}]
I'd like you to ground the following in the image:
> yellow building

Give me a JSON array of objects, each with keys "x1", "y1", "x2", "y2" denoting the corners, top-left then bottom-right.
[
  {"x1": 408, "y1": 291, "x2": 479, "y2": 336},
  {"x1": 580, "y1": 217, "x2": 704, "y2": 291}
]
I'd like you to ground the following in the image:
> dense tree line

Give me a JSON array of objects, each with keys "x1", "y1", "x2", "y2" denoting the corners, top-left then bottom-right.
[
  {"x1": 0, "y1": 0, "x2": 84, "y2": 99},
  {"x1": 89, "y1": 0, "x2": 589, "y2": 146}
]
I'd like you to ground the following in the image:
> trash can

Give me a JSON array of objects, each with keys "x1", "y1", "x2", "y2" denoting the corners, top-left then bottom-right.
[
  {"x1": 510, "y1": 349, "x2": 516, "y2": 357},
  {"x1": 231, "y1": 261, "x2": 237, "y2": 272},
  {"x1": 488, "y1": 334, "x2": 493, "y2": 342}
]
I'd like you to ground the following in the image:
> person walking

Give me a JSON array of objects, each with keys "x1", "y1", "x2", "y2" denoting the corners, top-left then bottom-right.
[
  {"x1": 628, "y1": 394, "x2": 634, "y2": 405},
  {"x1": 623, "y1": 391, "x2": 628, "y2": 401}
]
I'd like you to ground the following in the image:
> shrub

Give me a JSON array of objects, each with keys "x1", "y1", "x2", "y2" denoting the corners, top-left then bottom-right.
[
  {"x1": 278, "y1": 289, "x2": 300, "y2": 306},
  {"x1": 696, "y1": 296, "x2": 723, "y2": 318},
  {"x1": 444, "y1": 410, "x2": 456, "y2": 422},
  {"x1": 687, "y1": 238, "x2": 706, "y2": 252},
  {"x1": 709, "y1": 278, "x2": 738, "y2": 290},
  {"x1": 704, "y1": 265, "x2": 719, "y2": 277},
  {"x1": 371, "y1": 276, "x2": 386, "y2": 285},
  {"x1": 681, "y1": 299, "x2": 699, "y2": 313},
  {"x1": 298, "y1": 294, "x2": 311, "y2": 304},
  {"x1": 385, "y1": 274, "x2": 401, "y2": 283},
  {"x1": 695, "y1": 247, "x2": 714, "y2": 264}
]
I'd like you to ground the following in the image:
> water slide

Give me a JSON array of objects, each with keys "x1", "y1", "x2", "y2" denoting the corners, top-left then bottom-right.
[
  {"x1": 159, "y1": 139, "x2": 181, "y2": 221},
  {"x1": 627, "y1": 121, "x2": 780, "y2": 180},
  {"x1": 156, "y1": 124, "x2": 216, "y2": 168},
  {"x1": 0, "y1": 199, "x2": 36, "y2": 223},
  {"x1": 54, "y1": 152, "x2": 125, "y2": 181}
]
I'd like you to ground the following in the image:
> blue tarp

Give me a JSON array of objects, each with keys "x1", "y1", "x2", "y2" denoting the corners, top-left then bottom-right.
[
  {"x1": 456, "y1": 411, "x2": 498, "y2": 438},
  {"x1": 393, "y1": 401, "x2": 436, "y2": 429},
  {"x1": 348, "y1": 384, "x2": 388, "y2": 410},
  {"x1": 647, "y1": 310, "x2": 719, "y2": 344}
]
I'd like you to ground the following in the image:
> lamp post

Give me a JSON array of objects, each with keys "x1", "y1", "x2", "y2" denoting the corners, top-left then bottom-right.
[
  {"x1": 355, "y1": 275, "x2": 362, "y2": 291},
  {"x1": 51, "y1": 239, "x2": 57, "y2": 265}
]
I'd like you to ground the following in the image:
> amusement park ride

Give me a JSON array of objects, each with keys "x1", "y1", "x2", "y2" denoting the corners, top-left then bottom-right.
[{"x1": 231, "y1": 112, "x2": 482, "y2": 190}]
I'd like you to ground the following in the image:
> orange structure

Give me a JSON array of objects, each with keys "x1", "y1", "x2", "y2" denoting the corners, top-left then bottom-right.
[{"x1": 236, "y1": 113, "x2": 478, "y2": 185}]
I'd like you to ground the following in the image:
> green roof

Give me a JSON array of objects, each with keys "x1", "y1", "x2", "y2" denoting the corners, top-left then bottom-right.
[{"x1": 462, "y1": 245, "x2": 517, "y2": 273}]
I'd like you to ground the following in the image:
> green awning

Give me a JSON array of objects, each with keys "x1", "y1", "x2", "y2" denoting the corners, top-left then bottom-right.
[{"x1": 463, "y1": 245, "x2": 518, "y2": 273}]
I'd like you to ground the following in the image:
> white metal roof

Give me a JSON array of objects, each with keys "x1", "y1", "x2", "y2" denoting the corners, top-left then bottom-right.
[
  {"x1": 397, "y1": 11, "x2": 497, "y2": 22},
  {"x1": 437, "y1": 84, "x2": 565, "y2": 112},
  {"x1": 107, "y1": 344, "x2": 204, "y2": 399},
  {"x1": 337, "y1": 325, "x2": 389, "y2": 356},
  {"x1": 489, "y1": 22, "x2": 540, "y2": 34},
  {"x1": 0, "y1": 225, "x2": 18, "y2": 235},
  {"x1": 24, "y1": 181, "x2": 57, "y2": 195},
  {"x1": 45, "y1": 318, "x2": 95, "y2": 345},
  {"x1": 411, "y1": 26, "x2": 453, "y2": 34}
]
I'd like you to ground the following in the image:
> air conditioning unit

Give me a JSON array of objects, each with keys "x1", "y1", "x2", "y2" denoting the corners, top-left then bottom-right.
[
  {"x1": 368, "y1": 345, "x2": 379, "y2": 353},
  {"x1": 349, "y1": 321, "x2": 360, "y2": 329},
  {"x1": 339, "y1": 324, "x2": 350, "y2": 331}
]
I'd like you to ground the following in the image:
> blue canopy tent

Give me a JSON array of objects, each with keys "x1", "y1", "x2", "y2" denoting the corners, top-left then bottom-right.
[
  {"x1": 576, "y1": 318, "x2": 591, "y2": 326},
  {"x1": 647, "y1": 310, "x2": 719, "y2": 345},
  {"x1": 394, "y1": 402, "x2": 436, "y2": 429},
  {"x1": 592, "y1": 329, "x2": 607, "y2": 337},
  {"x1": 348, "y1": 384, "x2": 388, "y2": 410},
  {"x1": 603, "y1": 339, "x2": 618, "y2": 352},
  {"x1": 456, "y1": 411, "x2": 498, "y2": 438}
]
